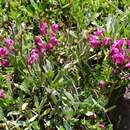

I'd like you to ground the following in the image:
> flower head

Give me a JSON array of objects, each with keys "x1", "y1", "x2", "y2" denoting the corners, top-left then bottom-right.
[
  {"x1": 5, "y1": 38, "x2": 15, "y2": 48},
  {"x1": 0, "y1": 48, "x2": 9, "y2": 57},
  {"x1": 88, "y1": 34, "x2": 100, "y2": 48}
]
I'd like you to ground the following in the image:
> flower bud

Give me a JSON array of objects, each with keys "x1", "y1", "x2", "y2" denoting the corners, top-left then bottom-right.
[
  {"x1": 99, "y1": 123, "x2": 106, "y2": 130},
  {"x1": 1, "y1": 59, "x2": 9, "y2": 68},
  {"x1": 51, "y1": 23, "x2": 59, "y2": 33},
  {"x1": 98, "y1": 80, "x2": 105, "y2": 89},
  {"x1": 103, "y1": 37, "x2": 110, "y2": 45},
  {"x1": 0, "y1": 89, "x2": 5, "y2": 99}
]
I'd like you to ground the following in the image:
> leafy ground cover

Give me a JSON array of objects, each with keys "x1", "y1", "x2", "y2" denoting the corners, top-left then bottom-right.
[{"x1": 0, "y1": 0, "x2": 130, "y2": 130}]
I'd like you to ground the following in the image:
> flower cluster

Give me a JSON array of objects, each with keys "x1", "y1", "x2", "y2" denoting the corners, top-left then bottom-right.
[
  {"x1": 0, "y1": 38, "x2": 15, "y2": 68},
  {"x1": 110, "y1": 39, "x2": 130, "y2": 68},
  {"x1": 88, "y1": 28, "x2": 110, "y2": 48},
  {"x1": 28, "y1": 22, "x2": 59, "y2": 66},
  {"x1": 88, "y1": 28, "x2": 130, "y2": 69},
  {"x1": 110, "y1": 39, "x2": 125, "y2": 65}
]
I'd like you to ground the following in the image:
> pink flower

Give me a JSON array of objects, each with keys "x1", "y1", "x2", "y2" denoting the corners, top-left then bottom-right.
[
  {"x1": 34, "y1": 36, "x2": 44, "y2": 52},
  {"x1": 128, "y1": 48, "x2": 130, "y2": 53},
  {"x1": 45, "y1": 43, "x2": 53, "y2": 51},
  {"x1": 0, "y1": 48, "x2": 9, "y2": 57},
  {"x1": 128, "y1": 40, "x2": 130, "y2": 47},
  {"x1": 1, "y1": 59, "x2": 9, "y2": 68},
  {"x1": 40, "y1": 22, "x2": 48, "y2": 36},
  {"x1": 5, "y1": 38, "x2": 15, "y2": 48},
  {"x1": 122, "y1": 74, "x2": 130, "y2": 80},
  {"x1": 36, "y1": 42, "x2": 44, "y2": 49},
  {"x1": 113, "y1": 39, "x2": 125, "y2": 48},
  {"x1": 89, "y1": 34, "x2": 97, "y2": 41},
  {"x1": 51, "y1": 23, "x2": 59, "y2": 33},
  {"x1": 35, "y1": 36, "x2": 43, "y2": 44},
  {"x1": 0, "y1": 89, "x2": 5, "y2": 99},
  {"x1": 89, "y1": 34, "x2": 100, "y2": 48},
  {"x1": 112, "y1": 53, "x2": 125, "y2": 65},
  {"x1": 99, "y1": 123, "x2": 106, "y2": 130},
  {"x1": 95, "y1": 28, "x2": 104, "y2": 36},
  {"x1": 125, "y1": 62, "x2": 130, "y2": 69},
  {"x1": 110, "y1": 47, "x2": 120, "y2": 55},
  {"x1": 28, "y1": 50, "x2": 39, "y2": 66},
  {"x1": 103, "y1": 37, "x2": 110, "y2": 45},
  {"x1": 50, "y1": 36, "x2": 58, "y2": 46},
  {"x1": 98, "y1": 80, "x2": 105, "y2": 89},
  {"x1": 31, "y1": 48, "x2": 39, "y2": 55}
]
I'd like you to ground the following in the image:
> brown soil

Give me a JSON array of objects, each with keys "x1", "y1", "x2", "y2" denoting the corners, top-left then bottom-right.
[{"x1": 111, "y1": 85, "x2": 130, "y2": 130}]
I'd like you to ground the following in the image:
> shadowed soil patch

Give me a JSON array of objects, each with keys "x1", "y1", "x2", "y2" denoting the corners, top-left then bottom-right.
[{"x1": 111, "y1": 85, "x2": 130, "y2": 130}]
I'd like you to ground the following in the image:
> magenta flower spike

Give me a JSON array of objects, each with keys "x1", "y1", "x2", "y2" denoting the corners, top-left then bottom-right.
[{"x1": 40, "y1": 22, "x2": 48, "y2": 36}]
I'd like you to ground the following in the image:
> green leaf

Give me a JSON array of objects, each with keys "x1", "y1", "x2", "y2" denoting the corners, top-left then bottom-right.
[
  {"x1": 28, "y1": 114, "x2": 38, "y2": 123},
  {"x1": 41, "y1": 108, "x2": 51, "y2": 116}
]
